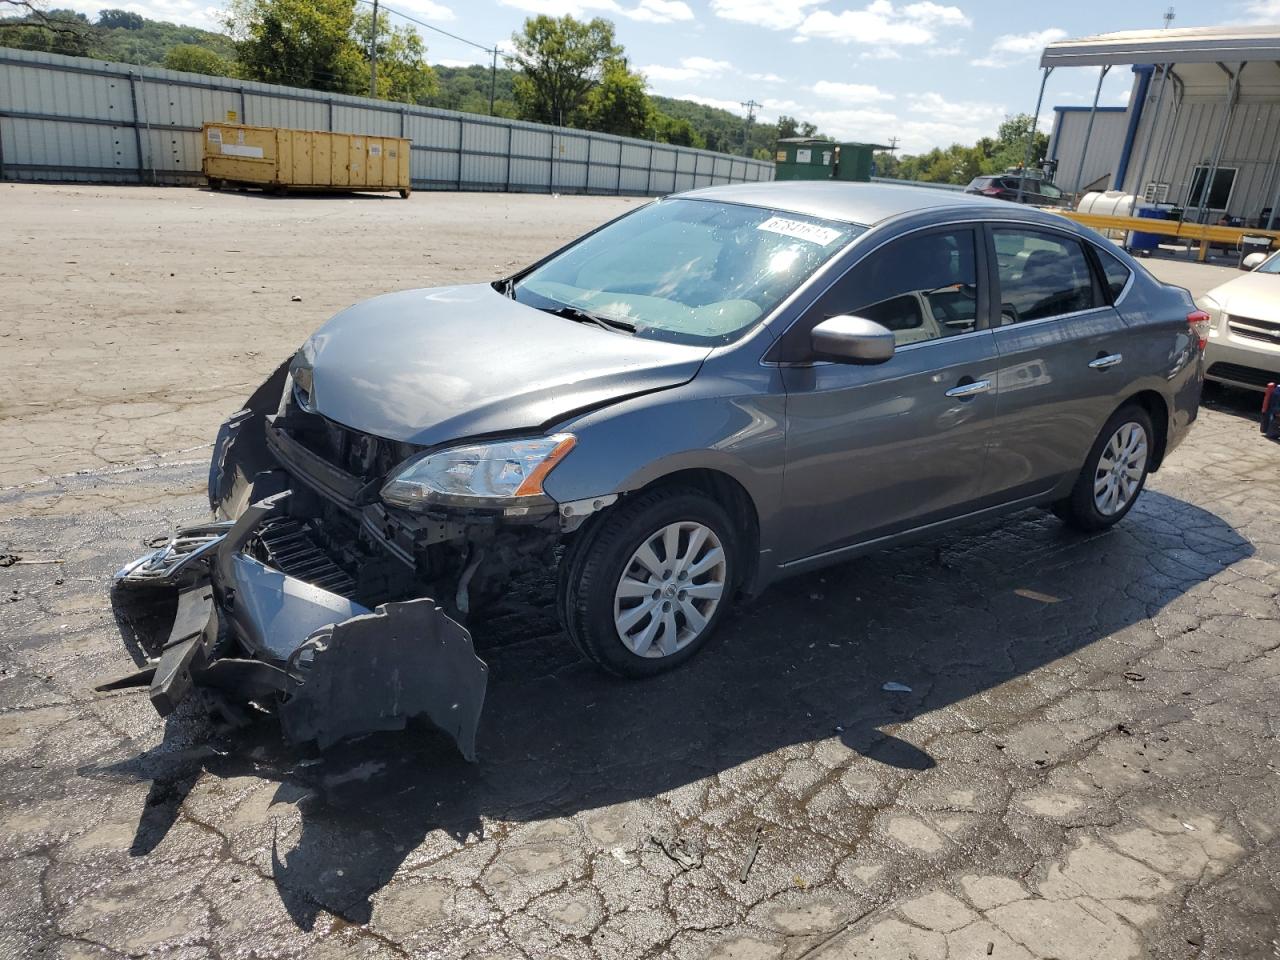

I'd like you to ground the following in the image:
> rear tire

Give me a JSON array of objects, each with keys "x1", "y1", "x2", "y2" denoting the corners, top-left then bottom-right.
[
  {"x1": 559, "y1": 487, "x2": 738, "y2": 678},
  {"x1": 1053, "y1": 404, "x2": 1153, "y2": 532}
]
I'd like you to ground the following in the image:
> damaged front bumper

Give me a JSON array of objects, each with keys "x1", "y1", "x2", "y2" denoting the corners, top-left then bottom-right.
[{"x1": 108, "y1": 485, "x2": 489, "y2": 760}]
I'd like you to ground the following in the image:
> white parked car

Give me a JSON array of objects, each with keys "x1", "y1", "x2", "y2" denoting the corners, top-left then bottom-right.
[{"x1": 1201, "y1": 250, "x2": 1280, "y2": 391}]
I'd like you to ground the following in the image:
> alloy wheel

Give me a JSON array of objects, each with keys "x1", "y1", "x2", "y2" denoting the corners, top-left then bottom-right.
[
  {"x1": 613, "y1": 521, "x2": 727, "y2": 658},
  {"x1": 1094, "y1": 421, "x2": 1148, "y2": 516}
]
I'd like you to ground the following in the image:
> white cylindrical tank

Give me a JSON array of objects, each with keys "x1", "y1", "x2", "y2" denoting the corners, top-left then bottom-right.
[{"x1": 1077, "y1": 190, "x2": 1136, "y2": 218}]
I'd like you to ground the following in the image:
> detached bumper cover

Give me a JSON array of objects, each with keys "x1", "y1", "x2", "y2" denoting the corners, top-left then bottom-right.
[{"x1": 109, "y1": 488, "x2": 488, "y2": 760}]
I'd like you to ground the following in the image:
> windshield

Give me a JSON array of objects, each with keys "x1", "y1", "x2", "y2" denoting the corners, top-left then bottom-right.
[
  {"x1": 512, "y1": 198, "x2": 863, "y2": 344},
  {"x1": 1255, "y1": 250, "x2": 1280, "y2": 274}
]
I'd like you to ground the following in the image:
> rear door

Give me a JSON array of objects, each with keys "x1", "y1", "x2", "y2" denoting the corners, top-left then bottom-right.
[
  {"x1": 979, "y1": 224, "x2": 1130, "y2": 503},
  {"x1": 776, "y1": 224, "x2": 998, "y2": 564}
]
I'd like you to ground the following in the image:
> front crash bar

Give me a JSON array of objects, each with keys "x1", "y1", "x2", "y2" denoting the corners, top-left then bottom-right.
[{"x1": 104, "y1": 486, "x2": 489, "y2": 760}]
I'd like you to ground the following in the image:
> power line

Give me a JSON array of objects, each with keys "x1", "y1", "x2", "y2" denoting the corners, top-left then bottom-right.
[
  {"x1": 354, "y1": 0, "x2": 503, "y2": 114},
  {"x1": 356, "y1": 0, "x2": 497, "y2": 55}
]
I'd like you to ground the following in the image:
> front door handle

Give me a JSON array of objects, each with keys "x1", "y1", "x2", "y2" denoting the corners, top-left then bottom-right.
[
  {"x1": 1089, "y1": 353, "x2": 1123, "y2": 370},
  {"x1": 945, "y1": 378, "x2": 991, "y2": 399}
]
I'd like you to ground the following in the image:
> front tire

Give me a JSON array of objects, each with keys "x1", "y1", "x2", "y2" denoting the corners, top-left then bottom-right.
[
  {"x1": 1054, "y1": 404, "x2": 1154, "y2": 531},
  {"x1": 560, "y1": 487, "x2": 738, "y2": 678}
]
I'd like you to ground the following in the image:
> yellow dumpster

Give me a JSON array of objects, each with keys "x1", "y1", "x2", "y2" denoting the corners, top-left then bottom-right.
[{"x1": 201, "y1": 122, "x2": 411, "y2": 198}]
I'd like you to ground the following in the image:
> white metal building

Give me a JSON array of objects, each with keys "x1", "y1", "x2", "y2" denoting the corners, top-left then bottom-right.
[
  {"x1": 1046, "y1": 105, "x2": 1127, "y2": 193},
  {"x1": 1031, "y1": 25, "x2": 1280, "y2": 226}
]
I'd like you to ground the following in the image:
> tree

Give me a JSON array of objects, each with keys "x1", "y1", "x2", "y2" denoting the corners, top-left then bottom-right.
[
  {"x1": 0, "y1": 4, "x2": 92, "y2": 56},
  {"x1": 164, "y1": 43, "x2": 236, "y2": 77},
  {"x1": 506, "y1": 14, "x2": 620, "y2": 126},
  {"x1": 226, "y1": 0, "x2": 365, "y2": 94},
  {"x1": 653, "y1": 113, "x2": 704, "y2": 148},
  {"x1": 579, "y1": 58, "x2": 649, "y2": 137},
  {"x1": 355, "y1": 10, "x2": 437, "y2": 104},
  {"x1": 97, "y1": 8, "x2": 142, "y2": 29},
  {"x1": 983, "y1": 113, "x2": 1049, "y2": 173}
]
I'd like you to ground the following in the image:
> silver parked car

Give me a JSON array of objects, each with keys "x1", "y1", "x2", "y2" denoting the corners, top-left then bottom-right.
[{"x1": 113, "y1": 182, "x2": 1205, "y2": 757}]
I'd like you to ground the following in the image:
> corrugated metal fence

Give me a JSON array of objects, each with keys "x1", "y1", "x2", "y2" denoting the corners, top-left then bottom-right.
[{"x1": 0, "y1": 47, "x2": 774, "y2": 194}]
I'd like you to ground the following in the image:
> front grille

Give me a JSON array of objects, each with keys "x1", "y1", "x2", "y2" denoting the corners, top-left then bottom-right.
[
  {"x1": 255, "y1": 518, "x2": 357, "y2": 597},
  {"x1": 1227, "y1": 313, "x2": 1280, "y2": 346},
  {"x1": 1206, "y1": 361, "x2": 1277, "y2": 389}
]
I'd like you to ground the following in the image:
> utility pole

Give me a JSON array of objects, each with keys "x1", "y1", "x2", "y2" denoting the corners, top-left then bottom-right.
[
  {"x1": 369, "y1": 0, "x2": 379, "y2": 98},
  {"x1": 886, "y1": 136, "x2": 900, "y2": 152},
  {"x1": 741, "y1": 98, "x2": 761, "y2": 151},
  {"x1": 1162, "y1": 6, "x2": 1175, "y2": 28},
  {"x1": 489, "y1": 45, "x2": 498, "y2": 116}
]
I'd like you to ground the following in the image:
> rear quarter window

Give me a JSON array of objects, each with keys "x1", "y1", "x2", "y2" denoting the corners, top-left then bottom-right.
[{"x1": 1094, "y1": 246, "x2": 1133, "y2": 300}]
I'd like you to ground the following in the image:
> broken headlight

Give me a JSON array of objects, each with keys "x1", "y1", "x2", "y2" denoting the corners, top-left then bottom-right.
[
  {"x1": 380, "y1": 434, "x2": 576, "y2": 509},
  {"x1": 290, "y1": 341, "x2": 317, "y2": 411}
]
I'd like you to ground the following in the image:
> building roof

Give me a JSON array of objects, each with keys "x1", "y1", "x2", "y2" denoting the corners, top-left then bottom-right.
[
  {"x1": 677, "y1": 181, "x2": 1011, "y2": 226},
  {"x1": 1041, "y1": 24, "x2": 1280, "y2": 68}
]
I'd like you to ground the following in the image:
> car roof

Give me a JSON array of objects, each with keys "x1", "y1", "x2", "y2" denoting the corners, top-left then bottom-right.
[{"x1": 675, "y1": 181, "x2": 1023, "y2": 227}]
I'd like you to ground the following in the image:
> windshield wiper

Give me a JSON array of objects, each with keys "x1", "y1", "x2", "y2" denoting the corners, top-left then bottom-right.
[{"x1": 545, "y1": 304, "x2": 636, "y2": 334}]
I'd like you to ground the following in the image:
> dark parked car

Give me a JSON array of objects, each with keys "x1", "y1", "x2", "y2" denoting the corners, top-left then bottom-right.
[
  {"x1": 965, "y1": 175, "x2": 1066, "y2": 207},
  {"x1": 114, "y1": 182, "x2": 1205, "y2": 757}
]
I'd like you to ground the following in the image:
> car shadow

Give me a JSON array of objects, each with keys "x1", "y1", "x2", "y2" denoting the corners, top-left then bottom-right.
[
  {"x1": 89, "y1": 489, "x2": 1251, "y2": 930},
  {"x1": 1201, "y1": 381, "x2": 1266, "y2": 422}
]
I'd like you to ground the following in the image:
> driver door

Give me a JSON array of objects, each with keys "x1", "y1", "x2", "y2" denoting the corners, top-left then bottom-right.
[{"x1": 774, "y1": 225, "x2": 999, "y2": 565}]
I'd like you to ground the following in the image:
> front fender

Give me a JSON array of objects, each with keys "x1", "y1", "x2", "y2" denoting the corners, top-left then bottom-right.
[{"x1": 542, "y1": 366, "x2": 787, "y2": 573}]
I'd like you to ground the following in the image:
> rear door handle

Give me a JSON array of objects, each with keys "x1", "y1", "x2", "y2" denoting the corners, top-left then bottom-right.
[
  {"x1": 945, "y1": 379, "x2": 991, "y2": 399},
  {"x1": 1089, "y1": 353, "x2": 1123, "y2": 370}
]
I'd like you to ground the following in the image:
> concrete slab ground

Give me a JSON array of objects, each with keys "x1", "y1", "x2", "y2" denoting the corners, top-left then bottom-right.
[{"x1": 1, "y1": 185, "x2": 1278, "y2": 959}]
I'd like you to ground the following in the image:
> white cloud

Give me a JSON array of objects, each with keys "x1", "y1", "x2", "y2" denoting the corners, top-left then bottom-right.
[
  {"x1": 971, "y1": 27, "x2": 1066, "y2": 67},
  {"x1": 642, "y1": 56, "x2": 731, "y2": 81},
  {"x1": 709, "y1": 0, "x2": 827, "y2": 31},
  {"x1": 435, "y1": 55, "x2": 492, "y2": 68},
  {"x1": 386, "y1": 0, "x2": 458, "y2": 21},
  {"x1": 674, "y1": 94, "x2": 750, "y2": 115},
  {"x1": 1239, "y1": 0, "x2": 1280, "y2": 22},
  {"x1": 906, "y1": 91, "x2": 1005, "y2": 125},
  {"x1": 748, "y1": 72, "x2": 785, "y2": 82},
  {"x1": 859, "y1": 48, "x2": 904, "y2": 60},
  {"x1": 499, "y1": 0, "x2": 619, "y2": 16},
  {"x1": 622, "y1": 0, "x2": 695, "y2": 22},
  {"x1": 500, "y1": 0, "x2": 690, "y2": 21},
  {"x1": 796, "y1": 0, "x2": 971, "y2": 47},
  {"x1": 812, "y1": 80, "x2": 895, "y2": 103},
  {"x1": 56, "y1": 0, "x2": 225, "y2": 31},
  {"x1": 762, "y1": 97, "x2": 805, "y2": 113}
]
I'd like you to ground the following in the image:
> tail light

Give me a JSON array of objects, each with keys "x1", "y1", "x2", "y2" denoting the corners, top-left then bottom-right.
[{"x1": 1187, "y1": 310, "x2": 1211, "y2": 350}]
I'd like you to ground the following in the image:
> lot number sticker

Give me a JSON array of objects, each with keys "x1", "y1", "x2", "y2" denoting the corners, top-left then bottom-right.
[{"x1": 757, "y1": 216, "x2": 843, "y2": 246}]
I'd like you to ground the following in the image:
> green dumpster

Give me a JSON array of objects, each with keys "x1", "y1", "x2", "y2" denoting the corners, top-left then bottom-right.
[{"x1": 774, "y1": 139, "x2": 888, "y2": 183}]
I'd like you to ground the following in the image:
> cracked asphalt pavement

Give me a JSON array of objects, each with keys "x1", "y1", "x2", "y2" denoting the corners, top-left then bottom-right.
[{"x1": 2, "y1": 185, "x2": 1279, "y2": 959}]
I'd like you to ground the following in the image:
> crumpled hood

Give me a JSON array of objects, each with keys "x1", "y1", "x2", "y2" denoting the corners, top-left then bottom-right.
[
  {"x1": 304, "y1": 284, "x2": 711, "y2": 446},
  {"x1": 1206, "y1": 272, "x2": 1280, "y2": 321}
]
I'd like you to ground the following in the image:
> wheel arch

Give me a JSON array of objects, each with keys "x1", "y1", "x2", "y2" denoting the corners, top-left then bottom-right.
[
  {"x1": 1121, "y1": 389, "x2": 1170, "y2": 471},
  {"x1": 574, "y1": 466, "x2": 763, "y2": 597}
]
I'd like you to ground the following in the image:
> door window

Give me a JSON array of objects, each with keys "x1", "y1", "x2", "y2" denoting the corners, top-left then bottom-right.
[
  {"x1": 992, "y1": 229, "x2": 1101, "y2": 324},
  {"x1": 822, "y1": 228, "x2": 981, "y2": 347}
]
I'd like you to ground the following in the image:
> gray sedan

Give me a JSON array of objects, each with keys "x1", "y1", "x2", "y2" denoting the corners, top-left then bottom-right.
[{"x1": 113, "y1": 182, "x2": 1205, "y2": 756}]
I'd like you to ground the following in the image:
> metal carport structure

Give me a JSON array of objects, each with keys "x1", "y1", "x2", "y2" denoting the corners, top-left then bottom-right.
[{"x1": 1022, "y1": 25, "x2": 1280, "y2": 229}]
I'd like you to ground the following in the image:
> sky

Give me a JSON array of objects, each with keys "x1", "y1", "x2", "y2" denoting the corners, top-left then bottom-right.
[{"x1": 48, "y1": 0, "x2": 1280, "y2": 152}]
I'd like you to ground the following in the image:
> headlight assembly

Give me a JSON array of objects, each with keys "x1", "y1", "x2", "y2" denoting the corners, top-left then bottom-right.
[
  {"x1": 290, "y1": 340, "x2": 317, "y2": 410},
  {"x1": 381, "y1": 434, "x2": 576, "y2": 509}
]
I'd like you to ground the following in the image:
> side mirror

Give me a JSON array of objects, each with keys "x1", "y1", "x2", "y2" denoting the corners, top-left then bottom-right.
[
  {"x1": 810, "y1": 315, "x2": 895, "y2": 364},
  {"x1": 1243, "y1": 251, "x2": 1267, "y2": 271}
]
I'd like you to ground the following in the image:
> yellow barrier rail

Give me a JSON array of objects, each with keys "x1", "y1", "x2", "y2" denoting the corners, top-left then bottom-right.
[{"x1": 1053, "y1": 210, "x2": 1280, "y2": 262}]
